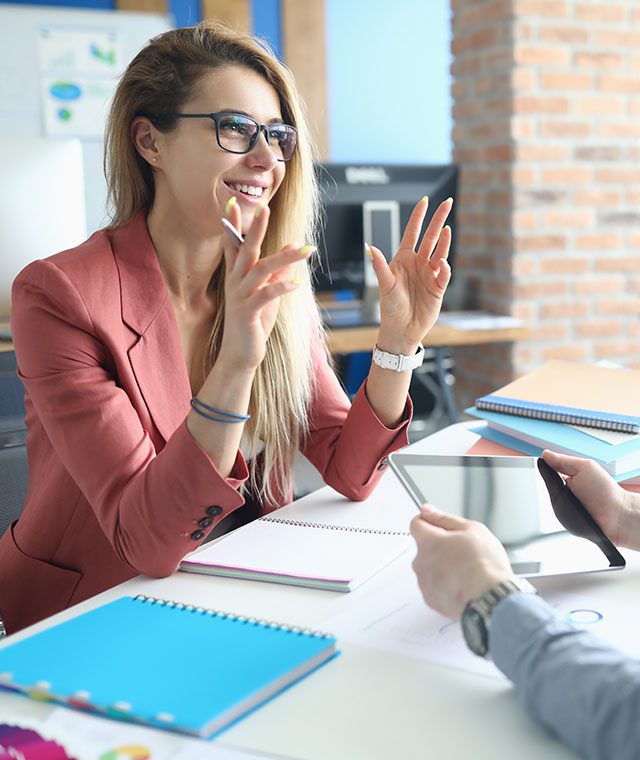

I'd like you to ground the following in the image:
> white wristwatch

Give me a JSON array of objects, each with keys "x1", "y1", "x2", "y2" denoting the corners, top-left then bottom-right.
[{"x1": 372, "y1": 344, "x2": 425, "y2": 372}]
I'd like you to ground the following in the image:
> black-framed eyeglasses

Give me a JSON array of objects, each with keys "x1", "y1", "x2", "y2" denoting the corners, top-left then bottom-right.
[{"x1": 160, "y1": 111, "x2": 297, "y2": 162}]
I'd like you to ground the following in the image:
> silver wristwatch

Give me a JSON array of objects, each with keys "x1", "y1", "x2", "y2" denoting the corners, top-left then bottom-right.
[
  {"x1": 372, "y1": 344, "x2": 425, "y2": 372},
  {"x1": 462, "y1": 577, "x2": 537, "y2": 657}
]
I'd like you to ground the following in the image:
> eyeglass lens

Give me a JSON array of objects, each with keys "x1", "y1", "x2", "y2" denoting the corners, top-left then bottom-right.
[{"x1": 216, "y1": 113, "x2": 296, "y2": 161}]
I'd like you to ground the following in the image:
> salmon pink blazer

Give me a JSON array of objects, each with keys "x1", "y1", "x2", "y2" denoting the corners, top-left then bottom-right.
[{"x1": 0, "y1": 213, "x2": 411, "y2": 634}]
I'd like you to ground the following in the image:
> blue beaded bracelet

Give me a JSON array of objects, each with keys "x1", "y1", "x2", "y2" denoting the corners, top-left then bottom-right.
[{"x1": 190, "y1": 397, "x2": 250, "y2": 423}]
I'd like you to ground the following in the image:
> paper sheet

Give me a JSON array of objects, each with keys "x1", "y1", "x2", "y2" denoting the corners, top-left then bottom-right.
[{"x1": 324, "y1": 574, "x2": 640, "y2": 680}]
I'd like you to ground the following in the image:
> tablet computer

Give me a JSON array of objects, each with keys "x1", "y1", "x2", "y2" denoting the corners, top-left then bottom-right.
[{"x1": 388, "y1": 453, "x2": 625, "y2": 577}]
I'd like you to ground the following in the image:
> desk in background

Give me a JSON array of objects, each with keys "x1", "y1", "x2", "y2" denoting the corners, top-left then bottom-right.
[{"x1": 0, "y1": 422, "x2": 631, "y2": 760}]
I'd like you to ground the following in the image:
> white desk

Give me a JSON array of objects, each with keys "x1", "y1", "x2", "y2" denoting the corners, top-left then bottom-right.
[{"x1": 1, "y1": 422, "x2": 638, "y2": 760}]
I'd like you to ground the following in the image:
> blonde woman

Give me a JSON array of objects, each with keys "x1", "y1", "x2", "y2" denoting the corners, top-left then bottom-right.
[{"x1": 0, "y1": 22, "x2": 453, "y2": 635}]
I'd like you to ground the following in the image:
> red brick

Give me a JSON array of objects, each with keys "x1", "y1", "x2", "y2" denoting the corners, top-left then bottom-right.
[
  {"x1": 528, "y1": 324, "x2": 568, "y2": 341},
  {"x1": 513, "y1": 166, "x2": 537, "y2": 186},
  {"x1": 575, "y1": 3, "x2": 626, "y2": 22},
  {"x1": 576, "y1": 233, "x2": 623, "y2": 250},
  {"x1": 630, "y1": 99, "x2": 640, "y2": 117},
  {"x1": 596, "y1": 299, "x2": 640, "y2": 316},
  {"x1": 543, "y1": 210, "x2": 593, "y2": 228},
  {"x1": 542, "y1": 344, "x2": 590, "y2": 362},
  {"x1": 540, "y1": 301, "x2": 589, "y2": 319},
  {"x1": 598, "y1": 76, "x2": 640, "y2": 95},
  {"x1": 513, "y1": 0, "x2": 569, "y2": 18},
  {"x1": 516, "y1": 144, "x2": 568, "y2": 161},
  {"x1": 511, "y1": 117, "x2": 536, "y2": 139},
  {"x1": 514, "y1": 44, "x2": 570, "y2": 67},
  {"x1": 598, "y1": 122, "x2": 640, "y2": 139},
  {"x1": 574, "y1": 278, "x2": 623, "y2": 295},
  {"x1": 513, "y1": 303, "x2": 536, "y2": 322},
  {"x1": 512, "y1": 69, "x2": 537, "y2": 91},
  {"x1": 574, "y1": 52, "x2": 624, "y2": 70},
  {"x1": 596, "y1": 168, "x2": 640, "y2": 184},
  {"x1": 540, "y1": 257, "x2": 588, "y2": 274},
  {"x1": 595, "y1": 257, "x2": 640, "y2": 272},
  {"x1": 512, "y1": 256, "x2": 536, "y2": 276},
  {"x1": 575, "y1": 97, "x2": 625, "y2": 117},
  {"x1": 539, "y1": 25, "x2": 589, "y2": 44},
  {"x1": 540, "y1": 120, "x2": 590, "y2": 138},
  {"x1": 596, "y1": 30, "x2": 640, "y2": 48},
  {"x1": 515, "y1": 95, "x2": 569, "y2": 114},
  {"x1": 574, "y1": 320, "x2": 622, "y2": 339},
  {"x1": 515, "y1": 281, "x2": 568, "y2": 298},
  {"x1": 542, "y1": 167, "x2": 592, "y2": 185},
  {"x1": 516, "y1": 235, "x2": 566, "y2": 253},
  {"x1": 485, "y1": 144, "x2": 513, "y2": 162},
  {"x1": 514, "y1": 211, "x2": 539, "y2": 229},
  {"x1": 595, "y1": 341, "x2": 640, "y2": 360},
  {"x1": 540, "y1": 71, "x2": 591, "y2": 90},
  {"x1": 573, "y1": 188, "x2": 622, "y2": 205}
]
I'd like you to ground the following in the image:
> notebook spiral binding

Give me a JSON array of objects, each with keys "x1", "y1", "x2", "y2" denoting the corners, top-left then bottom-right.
[
  {"x1": 476, "y1": 399, "x2": 639, "y2": 434},
  {"x1": 132, "y1": 595, "x2": 334, "y2": 639},
  {"x1": 260, "y1": 516, "x2": 410, "y2": 536}
]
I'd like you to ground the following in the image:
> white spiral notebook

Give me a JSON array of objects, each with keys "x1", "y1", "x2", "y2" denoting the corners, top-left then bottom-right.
[{"x1": 180, "y1": 473, "x2": 416, "y2": 592}]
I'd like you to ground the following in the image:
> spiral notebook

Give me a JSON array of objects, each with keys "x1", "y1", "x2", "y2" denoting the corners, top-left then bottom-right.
[
  {"x1": 0, "y1": 595, "x2": 337, "y2": 738},
  {"x1": 475, "y1": 360, "x2": 640, "y2": 434},
  {"x1": 180, "y1": 475, "x2": 415, "y2": 592}
]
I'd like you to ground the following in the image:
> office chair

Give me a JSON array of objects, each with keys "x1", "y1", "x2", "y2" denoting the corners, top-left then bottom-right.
[{"x1": 0, "y1": 442, "x2": 28, "y2": 540}]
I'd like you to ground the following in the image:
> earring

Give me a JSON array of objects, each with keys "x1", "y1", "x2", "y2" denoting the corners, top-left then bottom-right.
[{"x1": 152, "y1": 158, "x2": 158, "y2": 163}]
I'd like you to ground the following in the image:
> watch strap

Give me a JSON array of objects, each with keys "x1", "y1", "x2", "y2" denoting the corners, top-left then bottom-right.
[{"x1": 372, "y1": 344, "x2": 425, "y2": 372}]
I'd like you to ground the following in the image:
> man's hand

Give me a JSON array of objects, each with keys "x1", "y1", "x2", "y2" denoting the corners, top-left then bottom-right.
[
  {"x1": 542, "y1": 450, "x2": 640, "y2": 551},
  {"x1": 410, "y1": 506, "x2": 515, "y2": 619}
]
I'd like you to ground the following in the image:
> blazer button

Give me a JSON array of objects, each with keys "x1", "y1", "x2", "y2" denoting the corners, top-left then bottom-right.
[
  {"x1": 190, "y1": 530, "x2": 206, "y2": 541},
  {"x1": 206, "y1": 506, "x2": 223, "y2": 517},
  {"x1": 377, "y1": 457, "x2": 389, "y2": 471},
  {"x1": 197, "y1": 517, "x2": 214, "y2": 529}
]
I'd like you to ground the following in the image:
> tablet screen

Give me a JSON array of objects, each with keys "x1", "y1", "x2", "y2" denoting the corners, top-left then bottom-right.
[{"x1": 389, "y1": 454, "x2": 625, "y2": 577}]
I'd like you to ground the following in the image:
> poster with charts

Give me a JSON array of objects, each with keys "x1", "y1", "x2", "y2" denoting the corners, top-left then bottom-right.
[{"x1": 38, "y1": 27, "x2": 121, "y2": 139}]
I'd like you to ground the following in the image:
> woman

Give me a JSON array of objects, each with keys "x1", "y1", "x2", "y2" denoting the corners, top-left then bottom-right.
[{"x1": 0, "y1": 22, "x2": 453, "y2": 635}]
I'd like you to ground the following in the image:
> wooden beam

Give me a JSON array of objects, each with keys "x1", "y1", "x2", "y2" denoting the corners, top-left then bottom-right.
[
  {"x1": 281, "y1": 0, "x2": 329, "y2": 160},
  {"x1": 116, "y1": 0, "x2": 168, "y2": 13},
  {"x1": 200, "y1": 0, "x2": 252, "y2": 33}
]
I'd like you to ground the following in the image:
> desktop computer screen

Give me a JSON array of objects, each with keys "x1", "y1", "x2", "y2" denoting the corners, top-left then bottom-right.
[
  {"x1": 313, "y1": 163, "x2": 458, "y2": 300},
  {"x1": 0, "y1": 136, "x2": 87, "y2": 318}
]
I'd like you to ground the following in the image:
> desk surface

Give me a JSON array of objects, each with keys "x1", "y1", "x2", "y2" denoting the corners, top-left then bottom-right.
[{"x1": 1, "y1": 423, "x2": 632, "y2": 759}]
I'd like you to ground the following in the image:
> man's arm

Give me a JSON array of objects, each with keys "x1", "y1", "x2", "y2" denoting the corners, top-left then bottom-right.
[{"x1": 492, "y1": 593, "x2": 640, "y2": 760}]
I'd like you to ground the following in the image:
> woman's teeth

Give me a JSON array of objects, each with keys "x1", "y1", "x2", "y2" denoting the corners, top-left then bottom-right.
[{"x1": 229, "y1": 183, "x2": 264, "y2": 198}]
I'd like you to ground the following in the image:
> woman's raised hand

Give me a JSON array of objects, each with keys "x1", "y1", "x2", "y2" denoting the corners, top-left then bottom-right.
[
  {"x1": 368, "y1": 197, "x2": 453, "y2": 352},
  {"x1": 218, "y1": 200, "x2": 312, "y2": 374}
]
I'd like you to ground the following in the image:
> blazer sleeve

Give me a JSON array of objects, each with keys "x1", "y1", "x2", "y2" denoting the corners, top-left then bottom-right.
[
  {"x1": 303, "y1": 337, "x2": 412, "y2": 501},
  {"x1": 11, "y1": 260, "x2": 248, "y2": 578}
]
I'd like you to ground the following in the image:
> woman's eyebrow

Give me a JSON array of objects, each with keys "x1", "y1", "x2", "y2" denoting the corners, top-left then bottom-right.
[{"x1": 219, "y1": 108, "x2": 285, "y2": 124}]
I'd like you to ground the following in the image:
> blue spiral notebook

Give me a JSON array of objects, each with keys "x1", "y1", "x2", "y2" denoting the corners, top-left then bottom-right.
[{"x1": 0, "y1": 595, "x2": 337, "y2": 738}]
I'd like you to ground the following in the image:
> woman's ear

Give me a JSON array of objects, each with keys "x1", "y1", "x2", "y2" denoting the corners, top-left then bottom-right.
[{"x1": 131, "y1": 117, "x2": 161, "y2": 167}]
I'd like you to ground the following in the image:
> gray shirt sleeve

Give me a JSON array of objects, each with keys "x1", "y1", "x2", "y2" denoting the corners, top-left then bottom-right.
[{"x1": 489, "y1": 592, "x2": 640, "y2": 760}]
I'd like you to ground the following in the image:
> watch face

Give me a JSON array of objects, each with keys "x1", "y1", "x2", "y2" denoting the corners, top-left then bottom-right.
[{"x1": 462, "y1": 606, "x2": 489, "y2": 657}]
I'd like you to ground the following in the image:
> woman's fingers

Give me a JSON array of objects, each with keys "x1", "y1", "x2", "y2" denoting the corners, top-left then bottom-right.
[
  {"x1": 417, "y1": 198, "x2": 453, "y2": 259},
  {"x1": 242, "y1": 244, "x2": 313, "y2": 294},
  {"x1": 246, "y1": 279, "x2": 299, "y2": 310},
  {"x1": 399, "y1": 196, "x2": 429, "y2": 251},
  {"x1": 234, "y1": 204, "x2": 271, "y2": 276}
]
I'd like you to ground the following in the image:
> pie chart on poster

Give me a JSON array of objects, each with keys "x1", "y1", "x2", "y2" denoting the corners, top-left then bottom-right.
[{"x1": 99, "y1": 746, "x2": 151, "y2": 760}]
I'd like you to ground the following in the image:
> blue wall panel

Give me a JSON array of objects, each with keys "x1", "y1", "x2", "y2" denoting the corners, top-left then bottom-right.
[
  {"x1": 251, "y1": 0, "x2": 281, "y2": 59},
  {"x1": 326, "y1": 0, "x2": 452, "y2": 164}
]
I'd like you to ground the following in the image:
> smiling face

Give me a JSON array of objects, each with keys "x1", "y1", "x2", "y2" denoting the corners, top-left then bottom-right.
[{"x1": 153, "y1": 65, "x2": 287, "y2": 236}]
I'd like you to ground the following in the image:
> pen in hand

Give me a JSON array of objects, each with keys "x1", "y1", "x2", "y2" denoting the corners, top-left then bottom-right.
[{"x1": 221, "y1": 217, "x2": 244, "y2": 248}]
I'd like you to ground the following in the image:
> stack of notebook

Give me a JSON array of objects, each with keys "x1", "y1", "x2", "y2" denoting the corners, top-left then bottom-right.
[{"x1": 466, "y1": 360, "x2": 640, "y2": 484}]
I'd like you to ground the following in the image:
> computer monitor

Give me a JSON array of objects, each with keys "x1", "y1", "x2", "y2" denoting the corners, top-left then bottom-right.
[
  {"x1": 314, "y1": 163, "x2": 458, "y2": 301},
  {"x1": 0, "y1": 136, "x2": 87, "y2": 317}
]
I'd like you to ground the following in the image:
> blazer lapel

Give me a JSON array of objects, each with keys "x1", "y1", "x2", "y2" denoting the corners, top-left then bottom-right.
[{"x1": 111, "y1": 213, "x2": 191, "y2": 442}]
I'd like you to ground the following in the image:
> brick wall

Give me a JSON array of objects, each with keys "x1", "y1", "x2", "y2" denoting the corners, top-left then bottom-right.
[{"x1": 451, "y1": 0, "x2": 640, "y2": 413}]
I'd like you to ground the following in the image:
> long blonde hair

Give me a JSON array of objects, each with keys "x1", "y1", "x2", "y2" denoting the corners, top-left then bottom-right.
[{"x1": 104, "y1": 21, "x2": 323, "y2": 506}]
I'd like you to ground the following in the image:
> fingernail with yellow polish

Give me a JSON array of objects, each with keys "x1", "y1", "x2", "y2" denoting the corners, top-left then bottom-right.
[
  {"x1": 422, "y1": 195, "x2": 429, "y2": 204},
  {"x1": 291, "y1": 262, "x2": 301, "y2": 285},
  {"x1": 299, "y1": 244, "x2": 316, "y2": 256},
  {"x1": 364, "y1": 243, "x2": 373, "y2": 258},
  {"x1": 225, "y1": 196, "x2": 236, "y2": 215}
]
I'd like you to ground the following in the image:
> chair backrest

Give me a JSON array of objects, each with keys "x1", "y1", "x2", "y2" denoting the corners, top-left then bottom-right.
[{"x1": 0, "y1": 442, "x2": 28, "y2": 539}]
